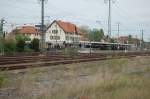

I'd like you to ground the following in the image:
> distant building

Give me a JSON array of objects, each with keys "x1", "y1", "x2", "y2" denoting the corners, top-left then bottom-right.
[
  {"x1": 13, "y1": 26, "x2": 41, "y2": 40},
  {"x1": 45, "y1": 20, "x2": 85, "y2": 47},
  {"x1": 118, "y1": 36, "x2": 129, "y2": 44},
  {"x1": 118, "y1": 36, "x2": 140, "y2": 50}
]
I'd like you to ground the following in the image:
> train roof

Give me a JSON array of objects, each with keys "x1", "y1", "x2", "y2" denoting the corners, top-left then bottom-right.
[{"x1": 79, "y1": 41, "x2": 134, "y2": 46}]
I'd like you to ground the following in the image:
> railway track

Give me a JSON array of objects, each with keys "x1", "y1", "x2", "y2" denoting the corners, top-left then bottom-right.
[{"x1": 0, "y1": 51, "x2": 150, "y2": 71}]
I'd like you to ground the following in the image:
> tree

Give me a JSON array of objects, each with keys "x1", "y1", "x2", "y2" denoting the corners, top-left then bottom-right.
[
  {"x1": 31, "y1": 38, "x2": 40, "y2": 52},
  {"x1": 15, "y1": 34, "x2": 30, "y2": 52},
  {"x1": 15, "y1": 34, "x2": 30, "y2": 42},
  {"x1": 4, "y1": 39, "x2": 16, "y2": 54},
  {"x1": 128, "y1": 35, "x2": 133, "y2": 44},
  {"x1": 110, "y1": 38, "x2": 116, "y2": 43},
  {"x1": 90, "y1": 29, "x2": 104, "y2": 42},
  {"x1": 16, "y1": 40, "x2": 25, "y2": 52},
  {"x1": 80, "y1": 26, "x2": 105, "y2": 42},
  {"x1": 79, "y1": 25, "x2": 90, "y2": 34}
]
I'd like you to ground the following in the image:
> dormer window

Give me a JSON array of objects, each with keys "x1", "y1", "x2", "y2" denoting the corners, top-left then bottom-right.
[{"x1": 52, "y1": 30, "x2": 58, "y2": 34}]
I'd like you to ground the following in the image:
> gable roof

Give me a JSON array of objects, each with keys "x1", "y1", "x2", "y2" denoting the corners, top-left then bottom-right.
[
  {"x1": 48, "y1": 20, "x2": 82, "y2": 35},
  {"x1": 17, "y1": 26, "x2": 39, "y2": 34}
]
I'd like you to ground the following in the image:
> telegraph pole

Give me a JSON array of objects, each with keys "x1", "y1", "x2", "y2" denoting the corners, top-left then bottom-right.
[
  {"x1": 108, "y1": 0, "x2": 111, "y2": 37},
  {"x1": 39, "y1": 0, "x2": 47, "y2": 54},
  {"x1": 0, "y1": 19, "x2": 5, "y2": 37},
  {"x1": 117, "y1": 23, "x2": 120, "y2": 50},
  {"x1": 105, "y1": 0, "x2": 114, "y2": 38},
  {"x1": 141, "y1": 29, "x2": 144, "y2": 50},
  {"x1": 117, "y1": 23, "x2": 120, "y2": 38},
  {"x1": 0, "y1": 18, "x2": 5, "y2": 55}
]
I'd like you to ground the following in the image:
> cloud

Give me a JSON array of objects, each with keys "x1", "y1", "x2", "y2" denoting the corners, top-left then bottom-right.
[{"x1": 1, "y1": 0, "x2": 150, "y2": 40}]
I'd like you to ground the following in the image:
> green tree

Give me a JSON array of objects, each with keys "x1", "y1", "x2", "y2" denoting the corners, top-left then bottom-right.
[
  {"x1": 16, "y1": 40, "x2": 25, "y2": 52},
  {"x1": 90, "y1": 29, "x2": 104, "y2": 42},
  {"x1": 128, "y1": 35, "x2": 133, "y2": 44},
  {"x1": 31, "y1": 38, "x2": 40, "y2": 52},
  {"x1": 15, "y1": 34, "x2": 30, "y2": 42},
  {"x1": 110, "y1": 38, "x2": 116, "y2": 43},
  {"x1": 4, "y1": 39, "x2": 16, "y2": 54},
  {"x1": 79, "y1": 25, "x2": 90, "y2": 34},
  {"x1": 15, "y1": 34, "x2": 30, "y2": 52}
]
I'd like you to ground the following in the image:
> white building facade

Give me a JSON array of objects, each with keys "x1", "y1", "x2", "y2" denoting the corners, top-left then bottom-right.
[{"x1": 45, "y1": 20, "x2": 81, "y2": 47}]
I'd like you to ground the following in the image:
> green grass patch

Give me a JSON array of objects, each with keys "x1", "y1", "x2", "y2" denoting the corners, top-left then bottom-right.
[
  {"x1": 106, "y1": 58, "x2": 129, "y2": 73},
  {"x1": 0, "y1": 73, "x2": 7, "y2": 88}
]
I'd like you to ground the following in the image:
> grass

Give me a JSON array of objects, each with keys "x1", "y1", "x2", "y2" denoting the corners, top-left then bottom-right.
[
  {"x1": 48, "y1": 58, "x2": 150, "y2": 99},
  {"x1": 1, "y1": 56, "x2": 150, "y2": 99},
  {"x1": 49, "y1": 73, "x2": 150, "y2": 99},
  {"x1": 0, "y1": 72, "x2": 7, "y2": 88}
]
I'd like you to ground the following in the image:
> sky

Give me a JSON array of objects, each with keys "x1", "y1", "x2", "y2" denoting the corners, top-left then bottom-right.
[{"x1": 0, "y1": 0, "x2": 150, "y2": 41}]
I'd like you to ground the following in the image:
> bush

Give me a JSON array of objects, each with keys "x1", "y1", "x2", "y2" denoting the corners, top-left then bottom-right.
[
  {"x1": 4, "y1": 39, "x2": 16, "y2": 54},
  {"x1": 31, "y1": 38, "x2": 40, "y2": 52},
  {"x1": 24, "y1": 46, "x2": 33, "y2": 53},
  {"x1": 16, "y1": 40, "x2": 25, "y2": 52}
]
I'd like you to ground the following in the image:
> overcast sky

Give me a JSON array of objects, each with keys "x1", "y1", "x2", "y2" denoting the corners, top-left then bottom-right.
[{"x1": 0, "y1": 0, "x2": 150, "y2": 41}]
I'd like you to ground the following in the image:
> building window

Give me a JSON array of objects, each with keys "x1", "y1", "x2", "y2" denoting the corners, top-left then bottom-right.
[
  {"x1": 52, "y1": 30, "x2": 58, "y2": 34},
  {"x1": 50, "y1": 36, "x2": 60, "y2": 40},
  {"x1": 55, "y1": 25, "x2": 57, "y2": 28},
  {"x1": 66, "y1": 36, "x2": 69, "y2": 40}
]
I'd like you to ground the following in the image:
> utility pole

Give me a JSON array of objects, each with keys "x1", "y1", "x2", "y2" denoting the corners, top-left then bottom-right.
[
  {"x1": 108, "y1": 0, "x2": 111, "y2": 37},
  {"x1": 117, "y1": 23, "x2": 120, "y2": 50},
  {"x1": 105, "y1": 0, "x2": 114, "y2": 38},
  {"x1": 0, "y1": 18, "x2": 5, "y2": 55},
  {"x1": 117, "y1": 23, "x2": 120, "y2": 38},
  {"x1": 141, "y1": 29, "x2": 144, "y2": 50},
  {"x1": 0, "y1": 19, "x2": 5, "y2": 37},
  {"x1": 38, "y1": 0, "x2": 47, "y2": 54}
]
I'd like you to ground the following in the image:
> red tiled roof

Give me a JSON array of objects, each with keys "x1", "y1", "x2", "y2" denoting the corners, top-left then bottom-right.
[
  {"x1": 56, "y1": 20, "x2": 81, "y2": 35},
  {"x1": 18, "y1": 26, "x2": 38, "y2": 34}
]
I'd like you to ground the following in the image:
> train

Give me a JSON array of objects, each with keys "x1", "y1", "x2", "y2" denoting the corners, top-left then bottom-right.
[{"x1": 46, "y1": 41, "x2": 135, "y2": 52}]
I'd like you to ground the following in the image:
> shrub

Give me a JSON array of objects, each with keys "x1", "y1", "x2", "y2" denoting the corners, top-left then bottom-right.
[
  {"x1": 24, "y1": 46, "x2": 33, "y2": 53},
  {"x1": 4, "y1": 39, "x2": 16, "y2": 54},
  {"x1": 16, "y1": 40, "x2": 25, "y2": 52},
  {"x1": 31, "y1": 38, "x2": 40, "y2": 52}
]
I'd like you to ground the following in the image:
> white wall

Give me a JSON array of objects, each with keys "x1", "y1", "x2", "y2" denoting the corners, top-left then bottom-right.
[
  {"x1": 45, "y1": 21, "x2": 81, "y2": 45},
  {"x1": 45, "y1": 22, "x2": 66, "y2": 44},
  {"x1": 24, "y1": 33, "x2": 41, "y2": 40}
]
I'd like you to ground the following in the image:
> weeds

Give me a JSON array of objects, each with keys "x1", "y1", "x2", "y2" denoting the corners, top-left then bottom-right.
[
  {"x1": 0, "y1": 73, "x2": 7, "y2": 88},
  {"x1": 1, "y1": 56, "x2": 150, "y2": 99}
]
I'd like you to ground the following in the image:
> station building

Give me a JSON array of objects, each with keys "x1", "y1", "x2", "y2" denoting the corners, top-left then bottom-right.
[{"x1": 45, "y1": 20, "x2": 85, "y2": 48}]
